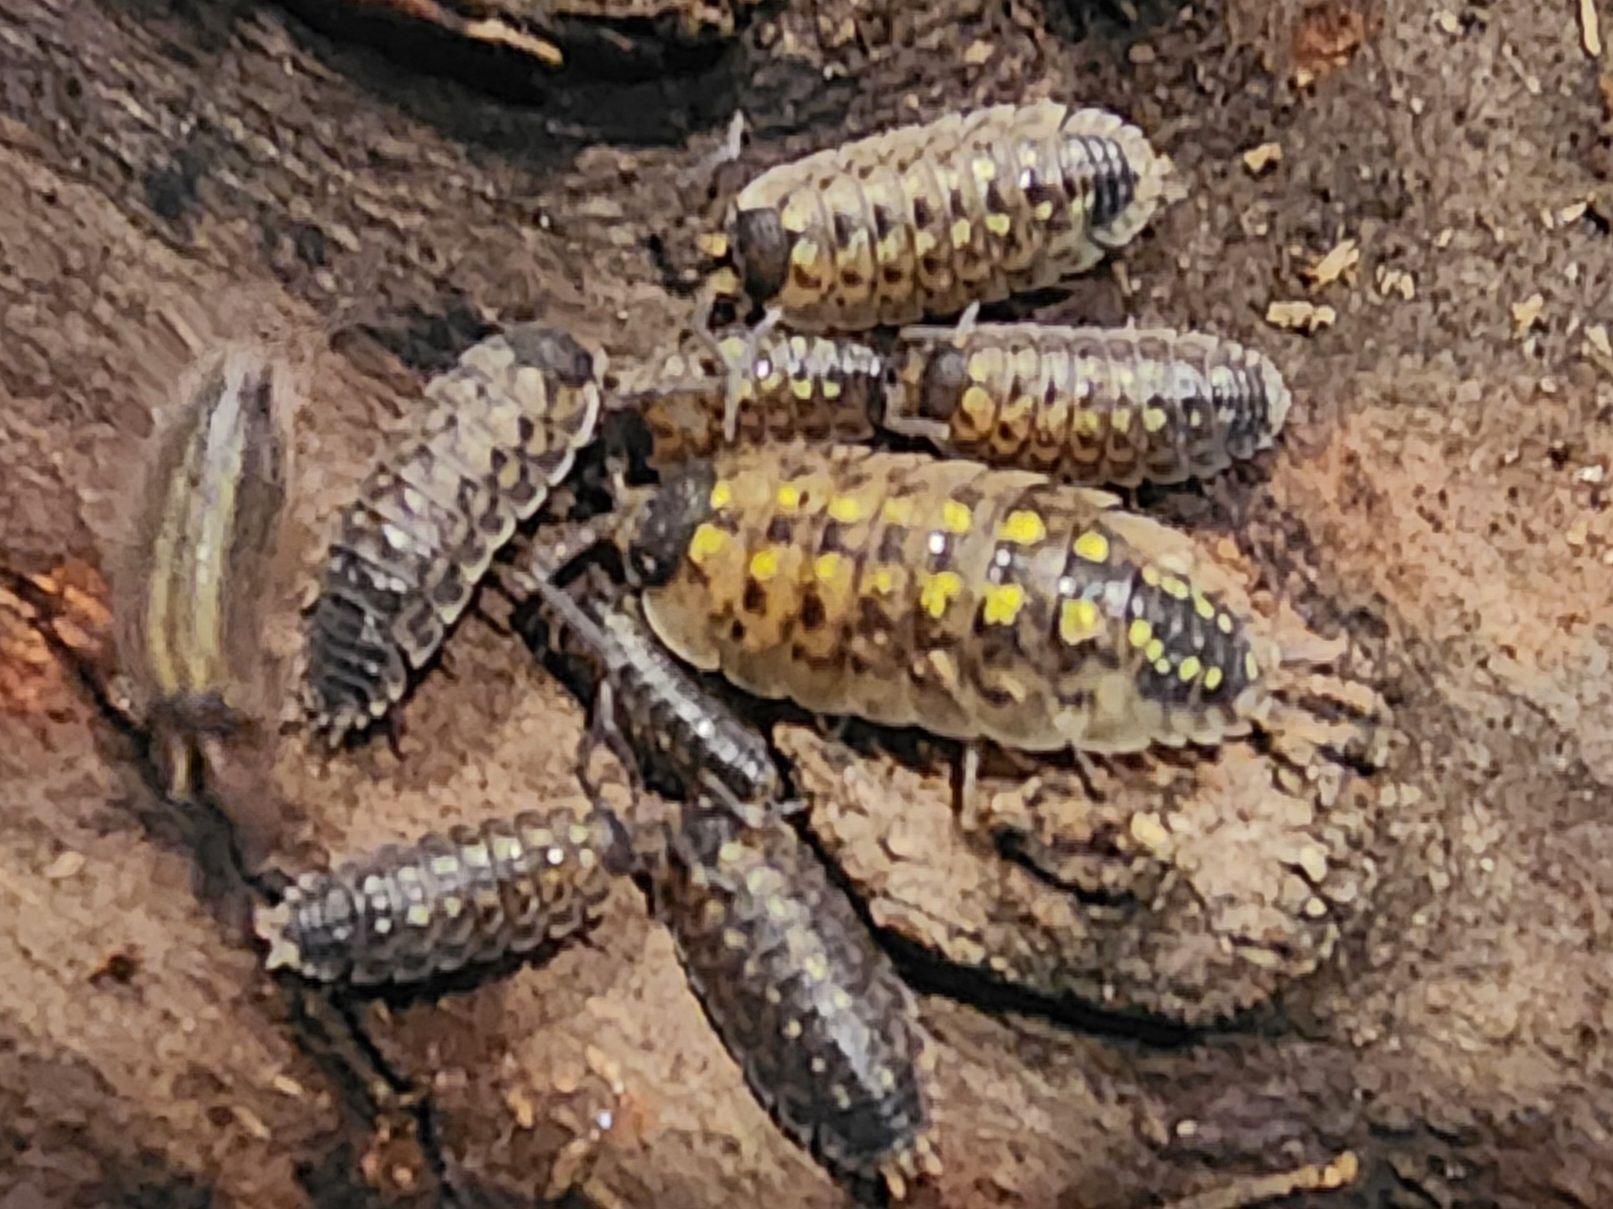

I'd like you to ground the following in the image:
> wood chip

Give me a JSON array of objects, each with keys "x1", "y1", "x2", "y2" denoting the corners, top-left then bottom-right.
[
  {"x1": 1266, "y1": 300, "x2": 1338, "y2": 332},
  {"x1": 1583, "y1": 0, "x2": 1603, "y2": 57},
  {"x1": 1512, "y1": 292, "x2": 1545, "y2": 332},
  {"x1": 962, "y1": 39, "x2": 994, "y2": 65},
  {"x1": 1306, "y1": 237, "x2": 1360, "y2": 288},
  {"x1": 1586, "y1": 323, "x2": 1612, "y2": 358},
  {"x1": 1435, "y1": 9, "x2": 1460, "y2": 34},
  {"x1": 44, "y1": 851, "x2": 85, "y2": 880},
  {"x1": 1377, "y1": 266, "x2": 1416, "y2": 299},
  {"x1": 1242, "y1": 141, "x2": 1283, "y2": 174}
]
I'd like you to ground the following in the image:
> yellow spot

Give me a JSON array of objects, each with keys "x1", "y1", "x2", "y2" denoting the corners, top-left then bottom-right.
[
  {"x1": 709, "y1": 479, "x2": 733, "y2": 508},
  {"x1": 972, "y1": 154, "x2": 996, "y2": 183},
  {"x1": 1075, "y1": 410, "x2": 1103, "y2": 437},
  {"x1": 1073, "y1": 530, "x2": 1109, "y2": 562},
  {"x1": 1160, "y1": 574, "x2": 1190, "y2": 600},
  {"x1": 1141, "y1": 566, "x2": 1162, "y2": 587},
  {"x1": 814, "y1": 552, "x2": 843, "y2": 582},
  {"x1": 950, "y1": 218, "x2": 972, "y2": 247},
  {"x1": 698, "y1": 232, "x2": 729, "y2": 258},
  {"x1": 871, "y1": 566, "x2": 898, "y2": 594},
  {"x1": 1193, "y1": 591, "x2": 1215, "y2": 620},
  {"x1": 1128, "y1": 618, "x2": 1153, "y2": 648},
  {"x1": 1143, "y1": 407, "x2": 1169, "y2": 433},
  {"x1": 822, "y1": 377, "x2": 842, "y2": 399},
  {"x1": 1204, "y1": 666, "x2": 1224, "y2": 691},
  {"x1": 790, "y1": 239, "x2": 819, "y2": 266},
  {"x1": 1217, "y1": 613, "x2": 1235, "y2": 634},
  {"x1": 689, "y1": 523, "x2": 728, "y2": 564},
  {"x1": 789, "y1": 377, "x2": 813, "y2": 401},
  {"x1": 1111, "y1": 407, "x2": 1133, "y2": 433},
  {"x1": 985, "y1": 212, "x2": 1012, "y2": 236},
  {"x1": 998, "y1": 509, "x2": 1046, "y2": 545},
  {"x1": 966, "y1": 352, "x2": 992, "y2": 383},
  {"x1": 1178, "y1": 655, "x2": 1202, "y2": 681},
  {"x1": 1245, "y1": 651, "x2": 1261, "y2": 680},
  {"x1": 828, "y1": 494, "x2": 867, "y2": 524},
  {"x1": 915, "y1": 229, "x2": 938, "y2": 255},
  {"x1": 776, "y1": 483, "x2": 801, "y2": 511},
  {"x1": 982, "y1": 583, "x2": 1025, "y2": 625},
  {"x1": 1060, "y1": 598, "x2": 1100, "y2": 643},
  {"x1": 919, "y1": 571, "x2": 963, "y2": 618},
  {"x1": 1154, "y1": 658, "x2": 1172, "y2": 674},
  {"x1": 879, "y1": 496, "x2": 913, "y2": 525},
  {"x1": 1033, "y1": 199, "x2": 1054, "y2": 221},
  {"x1": 941, "y1": 500, "x2": 973, "y2": 534},
  {"x1": 1144, "y1": 638, "x2": 1165, "y2": 663},
  {"x1": 961, "y1": 385, "x2": 995, "y2": 421},
  {"x1": 749, "y1": 548, "x2": 781, "y2": 582}
]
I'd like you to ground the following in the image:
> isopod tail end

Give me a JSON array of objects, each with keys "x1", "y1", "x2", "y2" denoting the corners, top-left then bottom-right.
[{"x1": 1068, "y1": 107, "x2": 1175, "y2": 256}]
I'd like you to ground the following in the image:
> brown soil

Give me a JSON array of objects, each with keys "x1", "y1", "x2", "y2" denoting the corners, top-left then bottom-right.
[{"x1": 2, "y1": 0, "x2": 1611, "y2": 1206}]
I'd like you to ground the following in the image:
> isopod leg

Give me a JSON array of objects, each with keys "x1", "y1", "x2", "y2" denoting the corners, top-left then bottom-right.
[{"x1": 720, "y1": 306, "x2": 782, "y2": 445}]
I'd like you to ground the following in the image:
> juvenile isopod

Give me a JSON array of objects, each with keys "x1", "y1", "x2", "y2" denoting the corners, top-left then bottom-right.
[
  {"x1": 712, "y1": 100, "x2": 1169, "y2": 332},
  {"x1": 304, "y1": 325, "x2": 604, "y2": 744},
  {"x1": 255, "y1": 805, "x2": 623, "y2": 985},
  {"x1": 881, "y1": 320, "x2": 1293, "y2": 486},
  {"x1": 607, "y1": 325, "x2": 878, "y2": 469},
  {"x1": 503, "y1": 548, "x2": 782, "y2": 816}
]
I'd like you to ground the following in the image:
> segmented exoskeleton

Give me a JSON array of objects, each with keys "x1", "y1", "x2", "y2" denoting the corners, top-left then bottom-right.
[
  {"x1": 608, "y1": 326, "x2": 877, "y2": 470},
  {"x1": 116, "y1": 347, "x2": 294, "y2": 800},
  {"x1": 254, "y1": 806, "x2": 622, "y2": 985},
  {"x1": 505, "y1": 559, "x2": 935, "y2": 1193},
  {"x1": 716, "y1": 101, "x2": 1169, "y2": 331},
  {"x1": 503, "y1": 551, "x2": 782, "y2": 815},
  {"x1": 615, "y1": 443, "x2": 1277, "y2": 758},
  {"x1": 648, "y1": 799, "x2": 935, "y2": 1193},
  {"x1": 304, "y1": 325, "x2": 603, "y2": 744},
  {"x1": 881, "y1": 321, "x2": 1293, "y2": 486}
]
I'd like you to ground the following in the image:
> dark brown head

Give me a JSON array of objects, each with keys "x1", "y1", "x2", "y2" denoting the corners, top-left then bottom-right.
[
  {"x1": 910, "y1": 345, "x2": 969, "y2": 425},
  {"x1": 503, "y1": 324, "x2": 596, "y2": 388},
  {"x1": 622, "y1": 462, "x2": 718, "y2": 588},
  {"x1": 729, "y1": 206, "x2": 790, "y2": 304}
]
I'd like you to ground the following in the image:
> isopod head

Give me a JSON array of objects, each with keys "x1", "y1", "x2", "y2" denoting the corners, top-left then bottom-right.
[
  {"x1": 622, "y1": 461, "x2": 717, "y2": 588},
  {"x1": 730, "y1": 207, "x2": 790, "y2": 305}
]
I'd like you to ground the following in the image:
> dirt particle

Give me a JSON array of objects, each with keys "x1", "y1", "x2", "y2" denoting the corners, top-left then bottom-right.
[
  {"x1": 1291, "y1": 2, "x2": 1368, "y2": 85},
  {"x1": 1583, "y1": 0, "x2": 1604, "y2": 57},
  {"x1": 1305, "y1": 236, "x2": 1360, "y2": 289},
  {"x1": 1242, "y1": 141, "x2": 1283, "y2": 175},
  {"x1": 1266, "y1": 299, "x2": 1337, "y2": 332},
  {"x1": 963, "y1": 39, "x2": 993, "y2": 65},
  {"x1": 43, "y1": 851, "x2": 85, "y2": 880},
  {"x1": 1512, "y1": 292, "x2": 1545, "y2": 333}
]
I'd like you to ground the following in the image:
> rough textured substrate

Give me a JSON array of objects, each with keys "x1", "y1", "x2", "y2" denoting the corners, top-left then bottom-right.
[{"x1": 1, "y1": 0, "x2": 1611, "y2": 1205}]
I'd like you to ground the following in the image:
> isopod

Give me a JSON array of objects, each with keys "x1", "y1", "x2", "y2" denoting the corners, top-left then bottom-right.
[
  {"x1": 504, "y1": 550, "x2": 782, "y2": 815},
  {"x1": 116, "y1": 346, "x2": 294, "y2": 800},
  {"x1": 608, "y1": 325, "x2": 877, "y2": 469},
  {"x1": 881, "y1": 321, "x2": 1292, "y2": 486},
  {"x1": 716, "y1": 100, "x2": 1169, "y2": 332},
  {"x1": 613, "y1": 442, "x2": 1278, "y2": 757},
  {"x1": 646, "y1": 799, "x2": 935, "y2": 1193},
  {"x1": 255, "y1": 805, "x2": 622, "y2": 985},
  {"x1": 304, "y1": 325, "x2": 603, "y2": 743}
]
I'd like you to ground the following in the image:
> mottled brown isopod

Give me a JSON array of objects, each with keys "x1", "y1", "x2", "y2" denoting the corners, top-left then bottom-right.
[
  {"x1": 304, "y1": 325, "x2": 603, "y2": 744},
  {"x1": 723, "y1": 100, "x2": 1169, "y2": 331}
]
